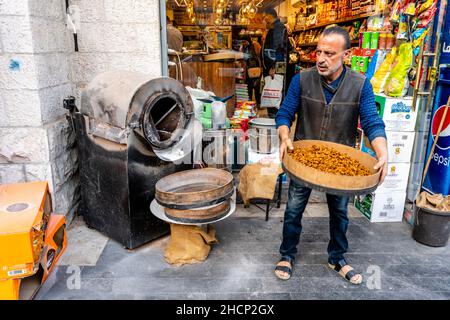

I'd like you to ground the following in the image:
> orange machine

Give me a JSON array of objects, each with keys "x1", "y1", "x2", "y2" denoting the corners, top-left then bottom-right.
[{"x1": 0, "y1": 181, "x2": 67, "y2": 300}]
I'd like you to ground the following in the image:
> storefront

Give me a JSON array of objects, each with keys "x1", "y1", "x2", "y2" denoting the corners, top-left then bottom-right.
[{"x1": 159, "y1": 0, "x2": 449, "y2": 226}]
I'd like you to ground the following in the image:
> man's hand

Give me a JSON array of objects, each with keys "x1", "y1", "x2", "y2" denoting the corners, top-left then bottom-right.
[
  {"x1": 278, "y1": 125, "x2": 293, "y2": 160},
  {"x1": 370, "y1": 137, "x2": 388, "y2": 185},
  {"x1": 374, "y1": 155, "x2": 388, "y2": 184}
]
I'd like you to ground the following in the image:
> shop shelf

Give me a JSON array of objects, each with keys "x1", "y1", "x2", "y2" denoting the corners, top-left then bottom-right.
[{"x1": 293, "y1": 11, "x2": 380, "y2": 32}]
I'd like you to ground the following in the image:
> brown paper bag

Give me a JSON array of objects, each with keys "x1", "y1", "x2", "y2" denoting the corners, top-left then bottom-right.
[
  {"x1": 164, "y1": 224, "x2": 218, "y2": 266},
  {"x1": 238, "y1": 163, "x2": 283, "y2": 206},
  {"x1": 416, "y1": 191, "x2": 450, "y2": 212}
]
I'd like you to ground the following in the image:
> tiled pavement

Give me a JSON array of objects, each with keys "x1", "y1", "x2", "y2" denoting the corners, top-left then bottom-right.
[{"x1": 35, "y1": 203, "x2": 450, "y2": 300}]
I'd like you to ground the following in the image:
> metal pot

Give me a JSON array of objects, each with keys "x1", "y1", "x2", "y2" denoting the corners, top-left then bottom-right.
[
  {"x1": 202, "y1": 129, "x2": 234, "y2": 172},
  {"x1": 249, "y1": 118, "x2": 278, "y2": 154}
]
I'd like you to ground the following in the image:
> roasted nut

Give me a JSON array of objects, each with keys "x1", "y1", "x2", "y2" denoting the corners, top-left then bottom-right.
[{"x1": 290, "y1": 145, "x2": 371, "y2": 176}]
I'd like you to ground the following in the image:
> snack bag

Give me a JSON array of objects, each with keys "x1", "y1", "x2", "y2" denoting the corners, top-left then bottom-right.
[
  {"x1": 384, "y1": 43, "x2": 413, "y2": 97},
  {"x1": 412, "y1": 28, "x2": 428, "y2": 55},
  {"x1": 370, "y1": 47, "x2": 397, "y2": 93},
  {"x1": 365, "y1": 50, "x2": 387, "y2": 81}
]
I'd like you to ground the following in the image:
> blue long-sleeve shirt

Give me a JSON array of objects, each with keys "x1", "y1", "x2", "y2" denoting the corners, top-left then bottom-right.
[{"x1": 275, "y1": 69, "x2": 386, "y2": 142}]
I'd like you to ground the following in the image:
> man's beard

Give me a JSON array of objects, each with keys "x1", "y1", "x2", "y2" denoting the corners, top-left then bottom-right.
[{"x1": 317, "y1": 62, "x2": 342, "y2": 77}]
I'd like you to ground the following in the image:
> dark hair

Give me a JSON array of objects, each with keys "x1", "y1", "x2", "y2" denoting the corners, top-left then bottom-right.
[
  {"x1": 166, "y1": 16, "x2": 171, "y2": 23},
  {"x1": 263, "y1": 8, "x2": 278, "y2": 18},
  {"x1": 321, "y1": 26, "x2": 351, "y2": 50}
]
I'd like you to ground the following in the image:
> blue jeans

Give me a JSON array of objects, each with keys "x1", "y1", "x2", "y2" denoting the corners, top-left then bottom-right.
[{"x1": 280, "y1": 179, "x2": 350, "y2": 264}]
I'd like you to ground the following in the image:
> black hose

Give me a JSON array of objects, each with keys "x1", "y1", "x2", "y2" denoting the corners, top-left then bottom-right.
[{"x1": 74, "y1": 33, "x2": 79, "y2": 52}]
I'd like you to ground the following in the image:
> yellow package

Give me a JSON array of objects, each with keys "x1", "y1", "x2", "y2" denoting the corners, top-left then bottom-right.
[
  {"x1": 384, "y1": 43, "x2": 413, "y2": 97},
  {"x1": 370, "y1": 47, "x2": 397, "y2": 93}
]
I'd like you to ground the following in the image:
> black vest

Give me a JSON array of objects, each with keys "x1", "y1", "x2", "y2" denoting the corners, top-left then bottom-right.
[{"x1": 295, "y1": 66, "x2": 365, "y2": 147}]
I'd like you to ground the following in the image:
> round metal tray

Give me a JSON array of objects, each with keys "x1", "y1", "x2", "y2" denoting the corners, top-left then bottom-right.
[
  {"x1": 155, "y1": 168, "x2": 234, "y2": 209},
  {"x1": 164, "y1": 199, "x2": 231, "y2": 224},
  {"x1": 282, "y1": 140, "x2": 381, "y2": 196},
  {"x1": 150, "y1": 190, "x2": 236, "y2": 226}
]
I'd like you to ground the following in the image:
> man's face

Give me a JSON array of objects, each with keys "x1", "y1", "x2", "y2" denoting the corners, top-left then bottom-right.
[
  {"x1": 263, "y1": 14, "x2": 275, "y2": 26},
  {"x1": 315, "y1": 34, "x2": 350, "y2": 78}
]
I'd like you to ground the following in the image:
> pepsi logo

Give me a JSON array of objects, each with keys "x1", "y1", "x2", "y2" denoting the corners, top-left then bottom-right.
[{"x1": 431, "y1": 105, "x2": 450, "y2": 150}]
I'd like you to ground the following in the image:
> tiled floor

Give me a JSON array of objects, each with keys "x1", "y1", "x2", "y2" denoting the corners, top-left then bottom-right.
[{"x1": 35, "y1": 202, "x2": 450, "y2": 300}]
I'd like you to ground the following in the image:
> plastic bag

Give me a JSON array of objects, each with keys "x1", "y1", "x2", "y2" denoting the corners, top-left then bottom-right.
[
  {"x1": 186, "y1": 86, "x2": 215, "y2": 120},
  {"x1": 365, "y1": 50, "x2": 387, "y2": 81},
  {"x1": 260, "y1": 74, "x2": 284, "y2": 109},
  {"x1": 384, "y1": 43, "x2": 413, "y2": 97},
  {"x1": 370, "y1": 47, "x2": 397, "y2": 93}
]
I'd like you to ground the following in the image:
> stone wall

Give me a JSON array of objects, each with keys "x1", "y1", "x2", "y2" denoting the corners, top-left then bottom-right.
[
  {"x1": 0, "y1": 0, "x2": 163, "y2": 224},
  {"x1": 70, "y1": 0, "x2": 163, "y2": 100}
]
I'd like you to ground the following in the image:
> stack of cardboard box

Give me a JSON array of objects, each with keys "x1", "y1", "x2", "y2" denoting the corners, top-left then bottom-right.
[{"x1": 355, "y1": 94, "x2": 418, "y2": 222}]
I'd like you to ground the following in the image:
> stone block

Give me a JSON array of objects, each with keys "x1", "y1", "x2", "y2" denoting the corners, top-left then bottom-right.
[
  {"x1": 24, "y1": 163, "x2": 53, "y2": 182},
  {"x1": 0, "y1": 127, "x2": 49, "y2": 163},
  {"x1": 70, "y1": 52, "x2": 130, "y2": 83},
  {"x1": 29, "y1": 18, "x2": 69, "y2": 53},
  {"x1": 104, "y1": 0, "x2": 159, "y2": 23},
  {"x1": 50, "y1": 149, "x2": 78, "y2": 192},
  {"x1": 0, "y1": 164, "x2": 25, "y2": 184},
  {"x1": 39, "y1": 83, "x2": 73, "y2": 124},
  {"x1": 78, "y1": 22, "x2": 154, "y2": 53},
  {"x1": 0, "y1": 0, "x2": 29, "y2": 16},
  {"x1": 46, "y1": 119, "x2": 77, "y2": 161},
  {"x1": 0, "y1": 16, "x2": 34, "y2": 53},
  {"x1": 34, "y1": 53, "x2": 70, "y2": 88},
  {"x1": 134, "y1": 22, "x2": 161, "y2": 55},
  {"x1": 51, "y1": 176, "x2": 80, "y2": 215},
  {"x1": 0, "y1": 54, "x2": 39, "y2": 90},
  {"x1": 128, "y1": 54, "x2": 162, "y2": 78},
  {"x1": 28, "y1": 0, "x2": 65, "y2": 20},
  {"x1": 70, "y1": 0, "x2": 105, "y2": 23},
  {"x1": 0, "y1": 88, "x2": 42, "y2": 126}
]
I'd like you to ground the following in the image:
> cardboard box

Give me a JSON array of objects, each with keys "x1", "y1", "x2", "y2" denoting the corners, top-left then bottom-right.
[
  {"x1": 361, "y1": 131, "x2": 415, "y2": 163},
  {"x1": 354, "y1": 192, "x2": 407, "y2": 222},
  {"x1": 375, "y1": 162, "x2": 411, "y2": 194},
  {"x1": 375, "y1": 94, "x2": 419, "y2": 132}
]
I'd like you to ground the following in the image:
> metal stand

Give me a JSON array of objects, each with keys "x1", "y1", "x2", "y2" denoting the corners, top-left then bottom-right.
[{"x1": 248, "y1": 173, "x2": 284, "y2": 221}]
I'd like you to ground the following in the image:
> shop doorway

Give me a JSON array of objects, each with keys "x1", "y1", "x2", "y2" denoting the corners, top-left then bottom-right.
[{"x1": 162, "y1": 0, "x2": 292, "y2": 118}]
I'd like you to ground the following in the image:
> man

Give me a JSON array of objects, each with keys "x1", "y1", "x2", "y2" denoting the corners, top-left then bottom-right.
[
  {"x1": 166, "y1": 16, "x2": 183, "y2": 52},
  {"x1": 274, "y1": 26, "x2": 388, "y2": 284},
  {"x1": 261, "y1": 8, "x2": 287, "y2": 118}
]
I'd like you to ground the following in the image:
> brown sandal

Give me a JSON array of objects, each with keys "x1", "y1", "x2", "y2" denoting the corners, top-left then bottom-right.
[
  {"x1": 274, "y1": 257, "x2": 294, "y2": 280},
  {"x1": 328, "y1": 259, "x2": 362, "y2": 285}
]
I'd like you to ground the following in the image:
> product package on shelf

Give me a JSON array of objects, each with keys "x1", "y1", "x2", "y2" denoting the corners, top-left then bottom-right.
[
  {"x1": 230, "y1": 101, "x2": 257, "y2": 133},
  {"x1": 235, "y1": 83, "x2": 249, "y2": 102},
  {"x1": 383, "y1": 42, "x2": 413, "y2": 97}
]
